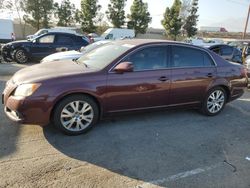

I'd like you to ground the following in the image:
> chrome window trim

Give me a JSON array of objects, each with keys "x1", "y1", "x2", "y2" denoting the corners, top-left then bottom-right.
[
  {"x1": 170, "y1": 44, "x2": 217, "y2": 67},
  {"x1": 108, "y1": 43, "x2": 217, "y2": 74}
]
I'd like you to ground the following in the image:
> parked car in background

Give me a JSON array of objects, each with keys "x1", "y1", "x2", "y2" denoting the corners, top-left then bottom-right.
[
  {"x1": 93, "y1": 28, "x2": 135, "y2": 42},
  {"x1": 208, "y1": 44, "x2": 243, "y2": 64},
  {"x1": 41, "y1": 40, "x2": 110, "y2": 63},
  {"x1": 0, "y1": 19, "x2": 15, "y2": 44},
  {"x1": 2, "y1": 40, "x2": 248, "y2": 135},
  {"x1": 1, "y1": 32, "x2": 89, "y2": 64},
  {"x1": 186, "y1": 38, "x2": 223, "y2": 48},
  {"x1": 87, "y1": 33, "x2": 100, "y2": 42},
  {"x1": 26, "y1": 27, "x2": 79, "y2": 40},
  {"x1": 244, "y1": 56, "x2": 250, "y2": 87}
]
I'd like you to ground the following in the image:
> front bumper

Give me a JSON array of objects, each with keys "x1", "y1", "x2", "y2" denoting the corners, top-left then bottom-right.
[
  {"x1": 1, "y1": 45, "x2": 14, "y2": 61},
  {"x1": 2, "y1": 86, "x2": 54, "y2": 126}
]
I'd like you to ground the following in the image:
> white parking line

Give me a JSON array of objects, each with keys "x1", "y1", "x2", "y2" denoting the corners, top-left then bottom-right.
[
  {"x1": 137, "y1": 163, "x2": 221, "y2": 188},
  {"x1": 245, "y1": 157, "x2": 250, "y2": 161},
  {"x1": 237, "y1": 98, "x2": 250, "y2": 102}
]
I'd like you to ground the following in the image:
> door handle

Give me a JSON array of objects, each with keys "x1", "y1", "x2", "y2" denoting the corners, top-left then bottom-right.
[
  {"x1": 158, "y1": 76, "x2": 168, "y2": 82},
  {"x1": 207, "y1": 73, "x2": 213, "y2": 78}
]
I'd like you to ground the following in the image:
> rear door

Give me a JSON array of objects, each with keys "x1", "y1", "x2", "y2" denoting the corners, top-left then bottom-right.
[
  {"x1": 169, "y1": 45, "x2": 216, "y2": 105},
  {"x1": 54, "y1": 34, "x2": 74, "y2": 52}
]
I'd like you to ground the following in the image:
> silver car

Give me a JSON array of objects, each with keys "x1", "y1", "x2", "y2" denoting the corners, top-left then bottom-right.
[{"x1": 41, "y1": 40, "x2": 111, "y2": 63}]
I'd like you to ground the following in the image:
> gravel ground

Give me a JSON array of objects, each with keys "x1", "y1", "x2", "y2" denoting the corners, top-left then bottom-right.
[{"x1": 1, "y1": 62, "x2": 250, "y2": 188}]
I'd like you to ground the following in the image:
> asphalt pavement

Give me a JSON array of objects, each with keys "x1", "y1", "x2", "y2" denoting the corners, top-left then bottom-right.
[{"x1": 1, "y1": 62, "x2": 250, "y2": 188}]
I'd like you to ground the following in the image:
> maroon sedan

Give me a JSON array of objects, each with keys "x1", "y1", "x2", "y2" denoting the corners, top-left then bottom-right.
[{"x1": 2, "y1": 40, "x2": 248, "y2": 135}]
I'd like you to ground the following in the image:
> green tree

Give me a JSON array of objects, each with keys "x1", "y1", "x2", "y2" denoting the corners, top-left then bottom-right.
[
  {"x1": 183, "y1": 0, "x2": 199, "y2": 38},
  {"x1": 127, "y1": 0, "x2": 151, "y2": 36},
  {"x1": 80, "y1": 0, "x2": 101, "y2": 33},
  {"x1": 21, "y1": 0, "x2": 54, "y2": 30},
  {"x1": 54, "y1": 0, "x2": 76, "y2": 27},
  {"x1": 106, "y1": 0, "x2": 126, "y2": 28},
  {"x1": 0, "y1": 0, "x2": 7, "y2": 9},
  {"x1": 161, "y1": 0, "x2": 182, "y2": 41}
]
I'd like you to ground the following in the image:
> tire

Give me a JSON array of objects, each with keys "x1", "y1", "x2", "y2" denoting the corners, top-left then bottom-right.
[
  {"x1": 52, "y1": 95, "x2": 99, "y2": 135},
  {"x1": 201, "y1": 87, "x2": 227, "y2": 116},
  {"x1": 14, "y1": 48, "x2": 28, "y2": 64}
]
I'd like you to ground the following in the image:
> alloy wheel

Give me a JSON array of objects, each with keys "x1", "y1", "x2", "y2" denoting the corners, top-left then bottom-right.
[
  {"x1": 15, "y1": 50, "x2": 28, "y2": 63},
  {"x1": 60, "y1": 100, "x2": 94, "y2": 132},
  {"x1": 207, "y1": 90, "x2": 225, "y2": 114}
]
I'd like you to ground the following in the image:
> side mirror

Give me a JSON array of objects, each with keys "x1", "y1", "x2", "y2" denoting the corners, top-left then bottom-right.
[
  {"x1": 113, "y1": 62, "x2": 134, "y2": 73},
  {"x1": 32, "y1": 39, "x2": 37, "y2": 43}
]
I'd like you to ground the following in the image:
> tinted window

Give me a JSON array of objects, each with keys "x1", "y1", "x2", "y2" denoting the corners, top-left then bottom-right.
[
  {"x1": 233, "y1": 48, "x2": 241, "y2": 56},
  {"x1": 55, "y1": 35, "x2": 73, "y2": 45},
  {"x1": 204, "y1": 53, "x2": 214, "y2": 66},
  {"x1": 105, "y1": 34, "x2": 113, "y2": 40},
  {"x1": 125, "y1": 46, "x2": 167, "y2": 71},
  {"x1": 221, "y1": 46, "x2": 233, "y2": 55},
  {"x1": 74, "y1": 36, "x2": 89, "y2": 46},
  {"x1": 38, "y1": 35, "x2": 55, "y2": 43},
  {"x1": 172, "y1": 46, "x2": 204, "y2": 67},
  {"x1": 210, "y1": 46, "x2": 220, "y2": 54}
]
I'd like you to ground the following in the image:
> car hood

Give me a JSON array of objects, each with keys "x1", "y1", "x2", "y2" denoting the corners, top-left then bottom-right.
[
  {"x1": 12, "y1": 60, "x2": 98, "y2": 85},
  {"x1": 41, "y1": 50, "x2": 82, "y2": 63},
  {"x1": 6, "y1": 40, "x2": 31, "y2": 46}
]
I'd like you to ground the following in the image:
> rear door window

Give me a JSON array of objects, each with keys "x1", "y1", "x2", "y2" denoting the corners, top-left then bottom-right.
[
  {"x1": 55, "y1": 34, "x2": 73, "y2": 45},
  {"x1": 171, "y1": 46, "x2": 214, "y2": 67}
]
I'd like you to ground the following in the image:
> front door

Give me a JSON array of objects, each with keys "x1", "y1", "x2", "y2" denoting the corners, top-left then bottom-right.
[
  {"x1": 105, "y1": 45, "x2": 171, "y2": 113},
  {"x1": 31, "y1": 34, "x2": 56, "y2": 59}
]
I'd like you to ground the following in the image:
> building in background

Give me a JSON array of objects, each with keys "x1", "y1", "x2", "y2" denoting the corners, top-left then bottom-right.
[
  {"x1": 136, "y1": 28, "x2": 166, "y2": 39},
  {"x1": 199, "y1": 26, "x2": 228, "y2": 33}
]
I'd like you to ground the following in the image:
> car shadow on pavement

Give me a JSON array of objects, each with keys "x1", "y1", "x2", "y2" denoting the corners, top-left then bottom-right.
[
  {"x1": 0, "y1": 80, "x2": 20, "y2": 158},
  {"x1": 43, "y1": 98, "x2": 250, "y2": 185}
]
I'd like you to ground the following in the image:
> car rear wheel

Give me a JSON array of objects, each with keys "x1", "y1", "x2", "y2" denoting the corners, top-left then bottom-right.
[
  {"x1": 14, "y1": 49, "x2": 28, "y2": 64},
  {"x1": 201, "y1": 87, "x2": 227, "y2": 116},
  {"x1": 53, "y1": 95, "x2": 99, "y2": 135}
]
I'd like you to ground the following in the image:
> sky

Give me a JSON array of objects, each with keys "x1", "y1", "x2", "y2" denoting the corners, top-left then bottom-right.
[{"x1": 1, "y1": 0, "x2": 250, "y2": 32}]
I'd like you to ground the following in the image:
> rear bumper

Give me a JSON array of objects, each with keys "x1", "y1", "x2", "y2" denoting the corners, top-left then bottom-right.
[{"x1": 3, "y1": 94, "x2": 55, "y2": 126}]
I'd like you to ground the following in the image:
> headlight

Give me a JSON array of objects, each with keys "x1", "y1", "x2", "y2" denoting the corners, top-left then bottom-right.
[{"x1": 14, "y1": 83, "x2": 41, "y2": 97}]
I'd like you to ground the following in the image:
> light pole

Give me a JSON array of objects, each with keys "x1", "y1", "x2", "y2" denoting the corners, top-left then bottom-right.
[{"x1": 243, "y1": 4, "x2": 250, "y2": 39}]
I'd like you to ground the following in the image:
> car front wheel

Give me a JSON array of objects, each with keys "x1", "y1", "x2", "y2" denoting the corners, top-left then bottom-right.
[
  {"x1": 14, "y1": 49, "x2": 28, "y2": 64},
  {"x1": 53, "y1": 95, "x2": 99, "y2": 135},
  {"x1": 201, "y1": 87, "x2": 227, "y2": 116}
]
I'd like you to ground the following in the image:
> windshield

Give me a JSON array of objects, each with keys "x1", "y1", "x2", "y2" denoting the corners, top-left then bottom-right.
[
  {"x1": 77, "y1": 43, "x2": 134, "y2": 69},
  {"x1": 34, "y1": 29, "x2": 48, "y2": 36}
]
